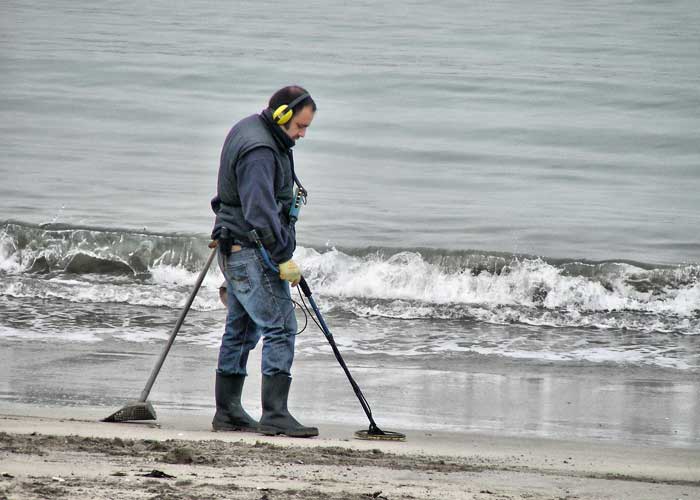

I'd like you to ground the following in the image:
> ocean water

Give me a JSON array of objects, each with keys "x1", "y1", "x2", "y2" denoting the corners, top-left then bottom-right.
[{"x1": 1, "y1": 0, "x2": 699, "y2": 439}]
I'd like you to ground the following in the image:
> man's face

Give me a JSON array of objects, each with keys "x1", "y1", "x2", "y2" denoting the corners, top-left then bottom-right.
[{"x1": 283, "y1": 105, "x2": 314, "y2": 141}]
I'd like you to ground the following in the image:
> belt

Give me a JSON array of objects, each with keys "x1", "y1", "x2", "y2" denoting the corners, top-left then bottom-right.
[{"x1": 232, "y1": 239, "x2": 257, "y2": 249}]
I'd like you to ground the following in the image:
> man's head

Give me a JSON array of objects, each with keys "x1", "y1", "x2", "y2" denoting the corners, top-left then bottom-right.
[{"x1": 268, "y1": 86, "x2": 316, "y2": 141}]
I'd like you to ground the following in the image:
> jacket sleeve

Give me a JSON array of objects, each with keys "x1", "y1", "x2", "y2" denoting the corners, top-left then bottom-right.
[{"x1": 236, "y1": 147, "x2": 295, "y2": 264}]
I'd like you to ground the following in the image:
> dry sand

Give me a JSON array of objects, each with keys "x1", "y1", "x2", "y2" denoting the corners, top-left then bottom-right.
[{"x1": 1, "y1": 411, "x2": 698, "y2": 500}]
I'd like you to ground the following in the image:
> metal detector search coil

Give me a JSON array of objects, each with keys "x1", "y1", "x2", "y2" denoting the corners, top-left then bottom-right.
[{"x1": 355, "y1": 427, "x2": 407, "y2": 441}]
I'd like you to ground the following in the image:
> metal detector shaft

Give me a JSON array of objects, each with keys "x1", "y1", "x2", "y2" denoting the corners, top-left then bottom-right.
[
  {"x1": 298, "y1": 277, "x2": 381, "y2": 431},
  {"x1": 137, "y1": 247, "x2": 216, "y2": 402}
]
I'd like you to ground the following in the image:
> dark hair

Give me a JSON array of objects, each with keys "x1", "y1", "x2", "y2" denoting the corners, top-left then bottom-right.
[{"x1": 268, "y1": 85, "x2": 317, "y2": 115}]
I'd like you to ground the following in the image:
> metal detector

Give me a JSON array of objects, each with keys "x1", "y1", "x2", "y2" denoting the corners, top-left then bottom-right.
[
  {"x1": 248, "y1": 229, "x2": 405, "y2": 441},
  {"x1": 297, "y1": 277, "x2": 406, "y2": 441}
]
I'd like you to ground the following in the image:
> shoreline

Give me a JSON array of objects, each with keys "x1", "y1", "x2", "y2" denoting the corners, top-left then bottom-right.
[
  {"x1": 2, "y1": 337, "x2": 699, "y2": 448},
  {"x1": 1, "y1": 409, "x2": 699, "y2": 500},
  {"x1": 3, "y1": 338, "x2": 699, "y2": 445}
]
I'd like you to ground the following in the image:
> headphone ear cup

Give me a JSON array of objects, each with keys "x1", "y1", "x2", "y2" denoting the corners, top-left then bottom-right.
[{"x1": 273, "y1": 104, "x2": 293, "y2": 125}]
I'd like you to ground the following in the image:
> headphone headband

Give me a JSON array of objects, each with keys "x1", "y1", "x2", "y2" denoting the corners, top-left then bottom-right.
[{"x1": 286, "y1": 92, "x2": 310, "y2": 111}]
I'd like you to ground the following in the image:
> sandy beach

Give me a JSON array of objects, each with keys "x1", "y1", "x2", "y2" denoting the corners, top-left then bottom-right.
[
  {"x1": 2, "y1": 327, "x2": 699, "y2": 499},
  {"x1": 1, "y1": 408, "x2": 698, "y2": 500}
]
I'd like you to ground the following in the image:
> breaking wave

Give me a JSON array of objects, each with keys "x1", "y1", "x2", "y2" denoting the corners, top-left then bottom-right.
[{"x1": 1, "y1": 220, "x2": 698, "y2": 334}]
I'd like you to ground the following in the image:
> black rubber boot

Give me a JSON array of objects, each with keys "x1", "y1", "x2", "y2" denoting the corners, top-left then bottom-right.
[
  {"x1": 258, "y1": 374, "x2": 318, "y2": 438},
  {"x1": 212, "y1": 372, "x2": 258, "y2": 432}
]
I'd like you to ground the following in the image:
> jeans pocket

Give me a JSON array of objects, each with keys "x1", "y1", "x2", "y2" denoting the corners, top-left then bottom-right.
[{"x1": 227, "y1": 262, "x2": 252, "y2": 294}]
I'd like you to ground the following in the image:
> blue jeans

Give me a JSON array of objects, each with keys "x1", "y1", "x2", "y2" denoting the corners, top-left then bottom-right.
[{"x1": 217, "y1": 247, "x2": 297, "y2": 377}]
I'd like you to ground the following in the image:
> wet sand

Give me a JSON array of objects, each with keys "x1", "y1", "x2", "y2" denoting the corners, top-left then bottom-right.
[
  {"x1": 2, "y1": 336, "x2": 699, "y2": 447},
  {"x1": 1, "y1": 410, "x2": 699, "y2": 500}
]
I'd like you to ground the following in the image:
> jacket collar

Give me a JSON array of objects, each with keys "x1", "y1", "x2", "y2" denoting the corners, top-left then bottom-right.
[{"x1": 260, "y1": 108, "x2": 295, "y2": 151}]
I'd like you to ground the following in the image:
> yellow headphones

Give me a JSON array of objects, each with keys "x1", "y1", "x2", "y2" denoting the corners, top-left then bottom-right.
[{"x1": 272, "y1": 92, "x2": 310, "y2": 125}]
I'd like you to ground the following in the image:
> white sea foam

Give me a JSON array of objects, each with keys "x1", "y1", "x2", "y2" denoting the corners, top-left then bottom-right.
[
  {"x1": 293, "y1": 329, "x2": 696, "y2": 370},
  {"x1": 111, "y1": 328, "x2": 171, "y2": 343},
  {"x1": 296, "y1": 248, "x2": 700, "y2": 324},
  {"x1": 1, "y1": 244, "x2": 697, "y2": 335},
  {"x1": 0, "y1": 324, "x2": 103, "y2": 343},
  {"x1": 0, "y1": 272, "x2": 225, "y2": 312},
  {"x1": 467, "y1": 346, "x2": 693, "y2": 371},
  {"x1": 149, "y1": 264, "x2": 202, "y2": 286},
  {"x1": 0, "y1": 233, "x2": 21, "y2": 273}
]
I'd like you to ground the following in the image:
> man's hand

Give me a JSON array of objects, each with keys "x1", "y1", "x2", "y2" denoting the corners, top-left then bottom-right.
[{"x1": 279, "y1": 260, "x2": 301, "y2": 287}]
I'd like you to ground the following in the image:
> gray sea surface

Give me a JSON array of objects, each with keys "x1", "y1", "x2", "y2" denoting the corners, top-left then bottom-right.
[
  {"x1": 2, "y1": 0, "x2": 699, "y2": 263},
  {"x1": 1, "y1": 0, "x2": 699, "y2": 444}
]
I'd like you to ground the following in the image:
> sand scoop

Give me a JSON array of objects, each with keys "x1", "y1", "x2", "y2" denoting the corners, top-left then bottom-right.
[{"x1": 103, "y1": 247, "x2": 217, "y2": 423}]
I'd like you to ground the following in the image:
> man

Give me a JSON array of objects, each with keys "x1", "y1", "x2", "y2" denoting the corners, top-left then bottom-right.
[{"x1": 210, "y1": 86, "x2": 317, "y2": 438}]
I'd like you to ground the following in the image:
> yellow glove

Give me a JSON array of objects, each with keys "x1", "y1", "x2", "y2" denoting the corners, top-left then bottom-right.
[{"x1": 279, "y1": 260, "x2": 301, "y2": 286}]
